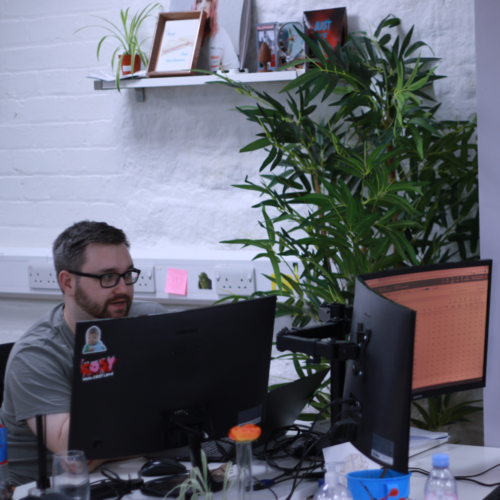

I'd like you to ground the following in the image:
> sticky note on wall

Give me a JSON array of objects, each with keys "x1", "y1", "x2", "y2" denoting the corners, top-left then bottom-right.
[{"x1": 165, "y1": 268, "x2": 188, "y2": 295}]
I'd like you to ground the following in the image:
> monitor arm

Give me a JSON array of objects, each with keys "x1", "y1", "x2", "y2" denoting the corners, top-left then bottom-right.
[{"x1": 276, "y1": 302, "x2": 369, "y2": 447}]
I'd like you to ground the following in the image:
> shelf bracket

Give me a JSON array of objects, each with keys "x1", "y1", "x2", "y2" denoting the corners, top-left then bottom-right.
[{"x1": 135, "y1": 88, "x2": 145, "y2": 102}]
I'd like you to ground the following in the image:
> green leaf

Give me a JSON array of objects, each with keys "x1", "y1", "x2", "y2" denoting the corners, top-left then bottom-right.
[{"x1": 240, "y1": 138, "x2": 272, "y2": 152}]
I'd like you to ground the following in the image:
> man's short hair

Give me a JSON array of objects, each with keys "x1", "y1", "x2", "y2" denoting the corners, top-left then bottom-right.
[{"x1": 53, "y1": 221, "x2": 130, "y2": 276}]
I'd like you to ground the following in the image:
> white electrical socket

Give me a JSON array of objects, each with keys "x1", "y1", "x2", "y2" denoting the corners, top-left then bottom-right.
[
  {"x1": 28, "y1": 264, "x2": 59, "y2": 290},
  {"x1": 135, "y1": 265, "x2": 156, "y2": 293},
  {"x1": 215, "y1": 266, "x2": 255, "y2": 296}
]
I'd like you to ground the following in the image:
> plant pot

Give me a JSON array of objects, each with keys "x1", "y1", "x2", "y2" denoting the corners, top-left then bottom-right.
[{"x1": 120, "y1": 54, "x2": 141, "y2": 76}]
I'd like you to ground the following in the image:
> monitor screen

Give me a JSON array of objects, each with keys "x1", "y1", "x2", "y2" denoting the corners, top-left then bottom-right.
[
  {"x1": 360, "y1": 260, "x2": 492, "y2": 400},
  {"x1": 343, "y1": 277, "x2": 416, "y2": 473},
  {"x1": 69, "y1": 296, "x2": 277, "y2": 460}
]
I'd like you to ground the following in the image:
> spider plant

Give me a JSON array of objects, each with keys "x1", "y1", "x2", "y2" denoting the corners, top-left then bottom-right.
[
  {"x1": 76, "y1": 3, "x2": 160, "y2": 91},
  {"x1": 169, "y1": 450, "x2": 236, "y2": 500}
]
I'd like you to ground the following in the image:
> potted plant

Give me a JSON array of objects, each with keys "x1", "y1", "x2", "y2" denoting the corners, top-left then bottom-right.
[
  {"x1": 214, "y1": 16, "x2": 481, "y2": 433},
  {"x1": 76, "y1": 3, "x2": 160, "y2": 91}
]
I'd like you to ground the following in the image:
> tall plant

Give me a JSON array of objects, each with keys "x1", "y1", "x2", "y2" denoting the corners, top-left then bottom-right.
[
  {"x1": 216, "y1": 15, "x2": 477, "y2": 323},
  {"x1": 215, "y1": 16, "x2": 480, "y2": 427}
]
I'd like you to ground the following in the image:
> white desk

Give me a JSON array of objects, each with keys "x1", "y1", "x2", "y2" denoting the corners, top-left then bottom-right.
[
  {"x1": 13, "y1": 444, "x2": 500, "y2": 500},
  {"x1": 408, "y1": 443, "x2": 499, "y2": 500},
  {"x1": 13, "y1": 456, "x2": 320, "y2": 500}
]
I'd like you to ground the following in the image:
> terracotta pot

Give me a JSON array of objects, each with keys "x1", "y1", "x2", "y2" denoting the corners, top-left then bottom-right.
[{"x1": 120, "y1": 54, "x2": 141, "y2": 76}]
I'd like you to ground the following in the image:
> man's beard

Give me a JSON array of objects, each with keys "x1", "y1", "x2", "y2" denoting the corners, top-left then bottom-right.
[{"x1": 75, "y1": 283, "x2": 132, "y2": 319}]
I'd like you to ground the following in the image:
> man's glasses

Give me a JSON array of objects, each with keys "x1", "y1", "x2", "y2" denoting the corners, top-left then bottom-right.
[{"x1": 68, "y1": 268, "x2": 141, "y2": 288}]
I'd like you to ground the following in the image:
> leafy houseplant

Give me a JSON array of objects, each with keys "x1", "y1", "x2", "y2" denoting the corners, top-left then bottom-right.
[
  {"x1": 215, "y1": 16, "x2": 481, "y2": 430},
  {"x1": 76, "y1": 3, "x2": 160, "y2": 91}
]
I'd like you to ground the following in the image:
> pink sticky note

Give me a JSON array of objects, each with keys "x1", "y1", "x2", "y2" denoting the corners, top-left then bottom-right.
[{"x1": 165, "y1": 268, "x2": 188, "y2": 295}]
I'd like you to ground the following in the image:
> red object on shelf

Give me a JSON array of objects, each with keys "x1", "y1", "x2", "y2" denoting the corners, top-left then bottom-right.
[{"x1": 120, "y1": 54, "x2": 141, "y2": 76}]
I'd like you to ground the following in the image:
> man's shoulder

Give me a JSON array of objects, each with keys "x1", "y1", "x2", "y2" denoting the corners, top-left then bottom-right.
[
  {"x1": 16, "y1": 302, "x2": 65, "y2": 345},
  {"x1": 8, "y1": 302, "x2": 69, "y2": 368},
  {"x1": 129, "y1": 301, "x2": 169, "y2": 317}
]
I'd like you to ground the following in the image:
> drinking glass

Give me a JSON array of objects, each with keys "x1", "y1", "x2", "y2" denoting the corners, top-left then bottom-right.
[{"x1": 52, "y1": 451, "x2": 90, "y2": 500}]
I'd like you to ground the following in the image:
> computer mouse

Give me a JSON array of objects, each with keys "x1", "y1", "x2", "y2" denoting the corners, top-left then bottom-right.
[{"x1": 140, "y1": 458, "x2": 187, "y2": 477}]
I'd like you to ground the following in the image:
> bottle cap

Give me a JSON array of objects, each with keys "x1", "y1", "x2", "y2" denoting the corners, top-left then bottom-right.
[{"x1": 432, "y1": 453, "x2": 449, "y2": 467}]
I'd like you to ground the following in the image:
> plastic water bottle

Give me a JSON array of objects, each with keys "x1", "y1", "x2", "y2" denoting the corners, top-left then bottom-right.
[
  {"x1": 424, "y1": 453, "x2": 458, "y2": 500},
  {"x1": 313, "y1": 462, "x2": 353, "y2": 500}
]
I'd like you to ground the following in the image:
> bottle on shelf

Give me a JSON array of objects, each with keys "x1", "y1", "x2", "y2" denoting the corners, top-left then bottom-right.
[
  {"x1": 424, "y1": 453, "x2": 458, "y2": 500},
  {"x1": 313, "y1": 462, "x2": 353, "y2": 500}
]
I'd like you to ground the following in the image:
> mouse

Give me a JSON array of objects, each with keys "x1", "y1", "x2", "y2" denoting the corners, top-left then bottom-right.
[{"x1": 140, "y1": 457, "x2": 187, "y2": 477}]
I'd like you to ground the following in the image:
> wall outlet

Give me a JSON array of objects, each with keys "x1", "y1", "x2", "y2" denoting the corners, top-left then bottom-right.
[
  {"x1": 215, "y1": 266, "x2": 255, "y2": 296},
  {"x1": 28, "y1": 264, "x2": 59, "y2": 290},
  {"x1": 135, "y1": 265, "x2": 156, "y2": 293}
]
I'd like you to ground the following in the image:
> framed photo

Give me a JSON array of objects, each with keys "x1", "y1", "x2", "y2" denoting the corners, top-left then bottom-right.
[{"x1": 147, "y1": 11, "x2": 206, "y2": 77}]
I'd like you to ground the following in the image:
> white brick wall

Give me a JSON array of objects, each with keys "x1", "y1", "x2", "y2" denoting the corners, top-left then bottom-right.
[{"x1": 0, "y1": 0, "x2": 476, "y2": 251}]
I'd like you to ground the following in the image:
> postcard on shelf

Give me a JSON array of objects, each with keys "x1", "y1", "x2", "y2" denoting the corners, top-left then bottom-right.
[
  {"x1": 256, "y1": 23, "x2": 278, "y2": 72},
  {"x1": 303, "y1": 7, "x2": 348, "y2": 62},
  {"x1": 170, "y1": 0, "x2": 251, "y2": 72},
  {"x1": 147, "y1": 11, "x2": 206, "y2": 77},
  {"x1": 277, "y1": 22, "x2": 305, "y2": 70}
]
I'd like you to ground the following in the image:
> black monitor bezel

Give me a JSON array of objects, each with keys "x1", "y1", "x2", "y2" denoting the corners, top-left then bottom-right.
[{"x1": 360, "y1": 259, "x2": 492, "y2": 401}]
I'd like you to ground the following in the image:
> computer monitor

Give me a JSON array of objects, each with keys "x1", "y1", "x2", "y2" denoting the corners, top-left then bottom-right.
[
  {"x1": 343, "y1": 277, "x2": 416, "y2": 473},
  {"x1": 68, "y1": 296, "x2": 277, "y2": 462},
  {"x1": 360, "y1": 260, "x2": 492, "y2": 400}
]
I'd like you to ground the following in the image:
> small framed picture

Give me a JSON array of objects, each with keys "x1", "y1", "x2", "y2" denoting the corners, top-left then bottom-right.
[{"x1": 147, "y1": 11, "x2": 207, "y2": 77}]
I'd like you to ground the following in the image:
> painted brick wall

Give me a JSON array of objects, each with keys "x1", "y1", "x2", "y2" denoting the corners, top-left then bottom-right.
[{"x1": 1, "y1": 0, "x2": 475, "y2": 251}]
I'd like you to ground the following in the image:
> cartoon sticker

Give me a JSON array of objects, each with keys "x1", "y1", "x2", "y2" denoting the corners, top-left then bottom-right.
[{"x1": 82, "y1": 326, "x2": 107, "y2": 354}]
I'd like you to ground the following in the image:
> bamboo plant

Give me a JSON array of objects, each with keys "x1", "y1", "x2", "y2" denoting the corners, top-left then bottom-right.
[{"x1": 214, "y1": 16, "x2": 481, "y2": 430}]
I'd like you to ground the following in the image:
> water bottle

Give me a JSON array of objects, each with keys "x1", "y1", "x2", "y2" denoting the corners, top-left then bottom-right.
[
  {"x1": 0, "y1": 425, "x2": 9, "y2": 485},
  {"x1": 424, "y1": 453, "x2": 458, "y2": 500},
  {"x1": 313, "y1": 462, "x2": 353, "y2": 500}
]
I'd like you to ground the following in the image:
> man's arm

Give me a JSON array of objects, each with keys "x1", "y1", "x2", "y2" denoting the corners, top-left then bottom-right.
[
  {"x1": 26, "y1": 413, "x2": 69, "y2": 453},
  {"x1": 26, "y1": 414, "x2": 104, "y2": 471}
]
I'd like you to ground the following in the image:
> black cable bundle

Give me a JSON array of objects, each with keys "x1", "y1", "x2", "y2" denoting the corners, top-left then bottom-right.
[{"x1": 90, "y1": 469, "x2": 143, "y2": 500}]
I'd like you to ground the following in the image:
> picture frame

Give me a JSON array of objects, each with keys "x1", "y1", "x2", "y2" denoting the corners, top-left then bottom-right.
[{"x1": 147, "y1": 11, "x2": 206, "y2": 77}]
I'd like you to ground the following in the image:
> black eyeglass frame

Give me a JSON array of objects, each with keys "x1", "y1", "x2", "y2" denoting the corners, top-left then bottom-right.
[{"x1": 68, "y1": 268, "x2": 141, "y2": 288}]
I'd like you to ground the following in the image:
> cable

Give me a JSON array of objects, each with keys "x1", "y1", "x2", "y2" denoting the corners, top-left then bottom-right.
[
  {"x1": 409, "y1": 466, "x2": 500, "y2": 488},
  {"x1": 90, "y1": 468, "x2": 144, "y2": 500},
  {"x1": 283, "y1": 397, "x2": 358, "y2": 500}
]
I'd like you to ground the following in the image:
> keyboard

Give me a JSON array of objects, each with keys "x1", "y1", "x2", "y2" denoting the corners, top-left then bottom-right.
[{"x1": 483, "y1": 485, "x2": 500, "y2": 500}]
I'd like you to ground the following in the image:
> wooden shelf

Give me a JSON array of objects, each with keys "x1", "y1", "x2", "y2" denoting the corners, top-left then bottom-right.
[{"x1": 92, "y1": 69, "x2": 304, "y2": 100}]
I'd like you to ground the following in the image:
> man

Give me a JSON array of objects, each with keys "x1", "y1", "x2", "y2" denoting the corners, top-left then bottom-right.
[{"x1": 0, "y1": 221, "x2": 168, "y2": 486}]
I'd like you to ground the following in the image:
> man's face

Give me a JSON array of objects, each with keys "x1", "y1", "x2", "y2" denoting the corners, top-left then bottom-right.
[
  {"x1": 87, "y1": 332, "x2": 99, "y2": 345},
  {"x1": 73, "y1": 243, "x2": 134, "y2": 320}
]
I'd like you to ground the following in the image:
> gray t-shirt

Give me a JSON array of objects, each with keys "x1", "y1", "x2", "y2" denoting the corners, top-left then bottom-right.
[{"x1": 0, "y1": 301, "x2": 168, "y2": 486}]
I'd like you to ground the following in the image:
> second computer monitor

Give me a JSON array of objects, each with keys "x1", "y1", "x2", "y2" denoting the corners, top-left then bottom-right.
[{"x1": 361, "y1": 260, "x2": 492, "y2": 400}]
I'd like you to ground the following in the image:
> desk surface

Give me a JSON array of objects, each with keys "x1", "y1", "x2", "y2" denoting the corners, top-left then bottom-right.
[
  {"x1": 13, "y1": 455, "x2": 320, "y2": 500},
  {"x1": 13, "y1": 443, "x2": 500, "y2": 500}
]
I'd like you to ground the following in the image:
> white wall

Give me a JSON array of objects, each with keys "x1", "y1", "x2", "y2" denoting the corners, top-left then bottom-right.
[
  {"x1": 0, "y1": 0, "x2": 476, "y2": 254},
  {"x1": 475, "y1": 0, "x2": 500, "y2": 448}
]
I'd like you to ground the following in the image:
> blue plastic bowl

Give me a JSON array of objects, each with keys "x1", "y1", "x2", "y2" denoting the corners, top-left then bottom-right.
[{"x1": 346, "y1": 469, "x2": 411, "y2": 500}]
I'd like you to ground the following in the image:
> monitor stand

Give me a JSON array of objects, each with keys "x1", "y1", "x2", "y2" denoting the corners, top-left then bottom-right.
[{"x1": 152, "y1": 414, "x2": 225, "y2": 498}]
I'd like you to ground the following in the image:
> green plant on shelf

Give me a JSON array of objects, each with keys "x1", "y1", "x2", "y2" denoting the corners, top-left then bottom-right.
[
  {"x1": 214, "y1": 15, "x2": 479, "y2": 431},
  {"x1": 75, "y1": 3, "x2": 160, "y2": 91}
]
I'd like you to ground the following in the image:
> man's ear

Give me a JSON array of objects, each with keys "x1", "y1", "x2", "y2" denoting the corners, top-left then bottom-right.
[{"x1": 59, "y1": 270, "x2": 75, "y2": 296}]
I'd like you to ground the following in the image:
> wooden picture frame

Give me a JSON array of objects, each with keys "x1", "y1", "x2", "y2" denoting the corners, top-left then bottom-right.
[{"x1": 147, "y1": 11, "x2": 206, "y2": 77}]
